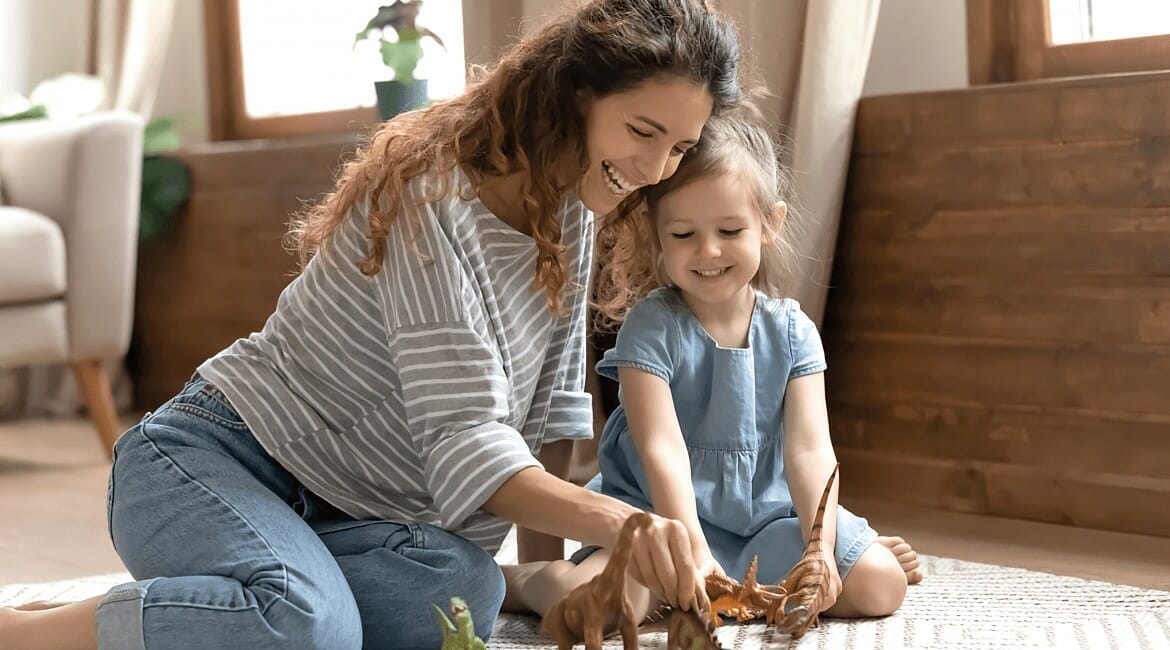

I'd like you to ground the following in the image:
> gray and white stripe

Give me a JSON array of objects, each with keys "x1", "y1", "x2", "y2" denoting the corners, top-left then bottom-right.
[{"x1": 199, "y1": 167, "x2": 595, "y2": 554}]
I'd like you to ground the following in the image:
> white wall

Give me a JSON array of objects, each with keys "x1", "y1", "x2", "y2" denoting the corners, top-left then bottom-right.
[
  {"x1": 0, "y1": 0, "x2": 208, "y2": 144},
  {"x1": 153, "y1": 0, "x2": 209, "y2": 144},
  {"x1": 862, "y1": 0, "x2": 969, "y2": 96},
  {"x1": 0, "y1": 0, "x2": 89, "y2": 97}
]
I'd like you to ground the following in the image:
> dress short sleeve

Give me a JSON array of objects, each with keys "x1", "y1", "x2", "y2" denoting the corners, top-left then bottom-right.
[
  {"x1": 595, "y1": 293, "x2": 679, "y2": 384},
  {"x1": 787, "y1": 301, "x2": 828, "y2": 380}
]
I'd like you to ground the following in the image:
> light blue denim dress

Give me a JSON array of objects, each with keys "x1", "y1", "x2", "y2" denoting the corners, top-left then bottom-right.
[{"x1": 587, "y1": 288, "x2": 877, "y2": 584}]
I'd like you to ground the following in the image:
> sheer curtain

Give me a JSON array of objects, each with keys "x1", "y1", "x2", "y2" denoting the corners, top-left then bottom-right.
[{"x1": 717, "y1": 0, "x2": 881, "y2": 325}]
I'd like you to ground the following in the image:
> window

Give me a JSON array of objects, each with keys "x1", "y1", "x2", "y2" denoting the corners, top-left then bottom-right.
[
  {"x1": 967, "y1": 0, "x2": 1170, "y2": 83},
  {"x1": 205, "y1": 0, "x2": 466, "y2": 141}
]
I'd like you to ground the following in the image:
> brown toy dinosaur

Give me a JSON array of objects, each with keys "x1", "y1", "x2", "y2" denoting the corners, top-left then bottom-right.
[
  {"x1": 704, "y1": 464, "x2": 840, "y2": 639},
  {"x1": 540, "y1": 511, "x2": 652, "y2": 650},
  {"x1": 541, "y1": 465, "x2": 839, "y2": 648}
]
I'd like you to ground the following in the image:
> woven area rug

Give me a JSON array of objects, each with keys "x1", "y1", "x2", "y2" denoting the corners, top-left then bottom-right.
[{"x1": 4, "y1": 555, "x2": 1169, "y2": 649}]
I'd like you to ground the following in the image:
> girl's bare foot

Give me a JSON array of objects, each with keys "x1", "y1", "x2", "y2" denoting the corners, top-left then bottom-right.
[{"x1": 877, "y1": 536, "x2": 924, "y2": 584}]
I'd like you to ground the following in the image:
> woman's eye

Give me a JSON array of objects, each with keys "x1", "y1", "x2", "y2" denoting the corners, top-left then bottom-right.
[
  {"x1": 672, "y1": 145, "x2": 690, "y2": 156},
  {"x1": 628, "y1": 125, "x2": 653, "y2": 138},
  {"x1": 719, "y1": 228, "x2": 744, "y2": 237},
  {"x1": 671, "y1": 232, "x2": 694, "y2": 239}
]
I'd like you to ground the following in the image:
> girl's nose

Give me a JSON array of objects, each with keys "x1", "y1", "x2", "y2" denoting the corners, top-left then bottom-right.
[{"x1": 699, "y1": 235, "x2": 720, "y2": 258}]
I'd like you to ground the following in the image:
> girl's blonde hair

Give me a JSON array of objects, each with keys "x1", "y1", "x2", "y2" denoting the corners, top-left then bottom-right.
[
  {"x1": 594, "y1": 105, "x2": 798, "y2": 325},
  {"x1": 285, "y1": 0, "x2": 742, "y2": 314}
]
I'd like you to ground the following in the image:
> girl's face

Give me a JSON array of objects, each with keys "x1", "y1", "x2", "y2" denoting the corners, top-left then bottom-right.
[
  {"x1": 655, "y1": 171, "x2": 766, "y2": 311},
  {"x1": 576, "y1": 75, "x2": 713, "y2": 216}
]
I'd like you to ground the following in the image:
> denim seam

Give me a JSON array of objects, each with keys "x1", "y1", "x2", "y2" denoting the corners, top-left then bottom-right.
[
  {"x1": 168, "y1": 403, "x2": 250, "y2": 430},
  {"x1": 838, "y1": 528, "x2": 878, "y2": 580},
  {"x1": 136, "y1": 422, "x2": 290, "y2": 613},
  {"x1": 143, "y1": 602, "x2": 263, "y2": 614}
]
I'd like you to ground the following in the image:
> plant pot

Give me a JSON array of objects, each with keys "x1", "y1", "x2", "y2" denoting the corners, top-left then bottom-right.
[{"x1": 374, "y1": 80, "x2": 429, "y2": 120}]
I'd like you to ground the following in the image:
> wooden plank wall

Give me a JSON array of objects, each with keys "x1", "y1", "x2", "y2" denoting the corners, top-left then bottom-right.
[
  {"x1": 130, "y1": 135, "x2": 356, "y2": 409},
  {"x1": 823, "y1": 71, "x2": 1170, "y2": 539}
]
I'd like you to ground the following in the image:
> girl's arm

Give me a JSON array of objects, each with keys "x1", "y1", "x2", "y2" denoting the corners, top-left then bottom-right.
[
  {"x1": 618, "y1": 366, "x2": 716, "y2": 569},
  {"x1": 781, "y1": 372, "x2": 840, "y2": 560}
]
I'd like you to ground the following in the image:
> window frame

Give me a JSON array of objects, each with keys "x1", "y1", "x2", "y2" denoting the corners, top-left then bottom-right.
[
  {"x1": 967, "y1": 0, "x2": 1170, "y2": 84},
  {"x1": 202, "y1": 0, "x2": 379, "y2": 141}
]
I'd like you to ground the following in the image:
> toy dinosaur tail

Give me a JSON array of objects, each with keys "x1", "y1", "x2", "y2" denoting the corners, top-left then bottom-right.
[{"x1": 807, "y1": 464, "x2": 839, "y2": 547}]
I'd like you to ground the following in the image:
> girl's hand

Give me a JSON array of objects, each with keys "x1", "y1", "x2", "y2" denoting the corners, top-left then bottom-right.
[
  {"x1": 695, "y1": 549, "x2": 726, "y2": 581},
  {"x1": 818, "y1": 544, "x2": 843, "y2": 613},
  {"x1": 626, "y1": 513, "x2": 709, "y2": 613}
]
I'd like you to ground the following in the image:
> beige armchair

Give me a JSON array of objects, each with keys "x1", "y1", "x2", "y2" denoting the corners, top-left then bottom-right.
[{"x1": 0, "y1": 112, "x2": 143, "y2": 457}]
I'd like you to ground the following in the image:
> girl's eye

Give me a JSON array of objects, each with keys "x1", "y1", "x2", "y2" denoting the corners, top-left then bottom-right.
[
  {"x1": 719, "y1": 228, "x2": 744, "y2": 237},
  {"x1": 629, "y1": 125, "x2": 653, "y2": 138},
  {"x1": 670, "y1": 232, "x2": 694, "y2": 239}
]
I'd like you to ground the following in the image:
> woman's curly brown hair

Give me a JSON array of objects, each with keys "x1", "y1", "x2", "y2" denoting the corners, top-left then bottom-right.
[
  {"x1": 285, "y1": 0, "x2": 741, "y2": 314},
  {"x1": 594, "y1": 104, "x2": 799, "y2": 327}
]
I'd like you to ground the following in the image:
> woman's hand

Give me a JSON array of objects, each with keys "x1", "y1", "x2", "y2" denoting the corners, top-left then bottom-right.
[{"x1": 625, "y1": 513, "x2": 709, "y2": 613}]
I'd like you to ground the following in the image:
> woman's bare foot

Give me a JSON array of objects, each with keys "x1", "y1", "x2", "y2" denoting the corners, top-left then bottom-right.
[
  {"x1": 0, "y1": 596, "x2": 101, "y2": 650},
  {"x1": 877, "y1": 536, "x2": 924, "y2": 584},
  {"x1": 10, "y1": 601, "x2": 68, "y2": 612}
]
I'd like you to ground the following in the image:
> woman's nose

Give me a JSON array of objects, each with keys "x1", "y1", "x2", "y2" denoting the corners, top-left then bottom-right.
[{"x1": 636, "y1": 145, "x2": 677, "y2": 186}]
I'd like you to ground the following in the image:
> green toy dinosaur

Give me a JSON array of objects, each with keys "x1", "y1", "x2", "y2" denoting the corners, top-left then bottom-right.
[{"x1": 432, "y1": 597, "x2": 487, "y2": 650}]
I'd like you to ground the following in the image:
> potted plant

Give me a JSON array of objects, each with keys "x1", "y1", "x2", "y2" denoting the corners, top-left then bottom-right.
[{"x1": 355, "y1": 1, "x2": 445, "y2": 120}]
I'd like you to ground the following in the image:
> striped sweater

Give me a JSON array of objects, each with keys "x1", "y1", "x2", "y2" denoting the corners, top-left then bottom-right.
[{"x1": 198, "y1": 166, "x2": 595, "y2": 554}]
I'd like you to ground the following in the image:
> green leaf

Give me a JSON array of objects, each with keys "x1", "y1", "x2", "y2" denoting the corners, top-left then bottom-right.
[
  {"x1": 139, "y1": 155, "x2": 192, "y2": 240},
  {"x1": 143, "y1": 118, "x2": 182, "y2": 153},
  {"x1": 0, "y1": 104, "x2": 48, "y2": 123}
]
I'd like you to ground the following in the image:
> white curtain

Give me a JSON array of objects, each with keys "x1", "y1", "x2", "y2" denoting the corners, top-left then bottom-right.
[
  {"x1": 1, "y1": 0, "x2": 177, "y2": 419},
  {"x1": 717, "y1": 0, "x2": 881, "y2": 325},
  {"x1": 94, "y1": 0, "x2": 178, "y2": 115}
]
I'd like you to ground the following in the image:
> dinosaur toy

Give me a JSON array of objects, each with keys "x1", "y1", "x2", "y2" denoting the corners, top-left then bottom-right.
[
  {"x1": 432, "y1": 596, "x2": 487, "y2": 650},
  {"x1": 540, "y1": 464, "x2": 840, "y2": 647}
]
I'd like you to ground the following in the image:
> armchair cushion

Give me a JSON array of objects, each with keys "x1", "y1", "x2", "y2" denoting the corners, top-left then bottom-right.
[
  {"x1": 0, "y1": 112, "x2": 142, "y2": 362},
  {"x1": 0, "y1": 206, "x2": 66, "y2": 305}
]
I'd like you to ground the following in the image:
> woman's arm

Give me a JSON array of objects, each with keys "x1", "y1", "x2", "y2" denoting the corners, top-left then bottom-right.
[
  {"x1": 517, "y1": 439, "x2": 574, "y2": 562},
  {"x1": 485, "y1": 464, "x2": 705, "y2": 610},
  {"x1": 618, "y1": 366, "x2": 715, "y2": 567}
]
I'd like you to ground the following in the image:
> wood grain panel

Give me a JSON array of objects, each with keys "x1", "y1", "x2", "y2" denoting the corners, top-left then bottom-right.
[
  {"x1": 983, "y1": 465, "x2": 1170, "y2": 538},
  {"x1": 846, "y1": 137, "x2": 1170, "y2": 211},
  {"x1": 834, "y1": 208, "x2": 1170, "y2": 277},
  {"x1": 830, "y1": 400, "x2": 1170, "y2": 479},
  {"x1": 856, "y1": 72, "x2": 1170, "y2": 155},
  {"x1": 131, "y1": 137, "x2": 355, "y2": 409},
  {"x1": 824, "y1": 275, "x2": 1170, "y2": 345},
  {"x1": 826, "y1": 72, "x2": 1170, "y2": 538},
  {"x1": 835, "y1": 448, "x2": 987, "y2": 514},
  {"x1": 826, "y1": 334, "x2": 1170, "y2": 418},
  {"x1": 836, "y1": 449, "x2": 1170, "y2": 538}
]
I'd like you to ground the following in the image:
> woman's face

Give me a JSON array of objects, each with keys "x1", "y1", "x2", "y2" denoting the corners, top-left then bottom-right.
[{"x1": 576, "y1": 75, "x2": 714, "y2": 215}]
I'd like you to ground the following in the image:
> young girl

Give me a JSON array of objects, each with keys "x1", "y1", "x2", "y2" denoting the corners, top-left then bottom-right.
[
  {"x1": 0, "y1": 2, "x2": 744, "y2": 648},
  {"x1": 508, "y1": 109, "x2": 922, "y2": 626}
]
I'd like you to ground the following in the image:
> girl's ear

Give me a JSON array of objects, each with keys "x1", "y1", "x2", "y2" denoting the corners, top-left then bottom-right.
[
  {"x1": 772, "y1": 201, "x2": 788, "y2": 227},
  {"x1": 762, "y1": 201, "x2": 787, "y2": 242}
]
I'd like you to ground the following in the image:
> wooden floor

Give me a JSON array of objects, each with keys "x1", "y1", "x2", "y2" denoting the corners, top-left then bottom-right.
[{"x1": 1, "y1": 417, "x2": 1168, "y2": 591}]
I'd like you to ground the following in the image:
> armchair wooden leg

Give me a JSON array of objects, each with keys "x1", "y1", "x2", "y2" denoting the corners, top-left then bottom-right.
[{"x1": 71, "y1": 359, "x2": 122, "y2": 459}]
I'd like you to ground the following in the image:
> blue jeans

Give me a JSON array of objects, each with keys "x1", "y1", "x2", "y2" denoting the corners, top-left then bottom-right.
[{"x1": 99, "y1": 377, "x2": 505, "y2": 649}]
